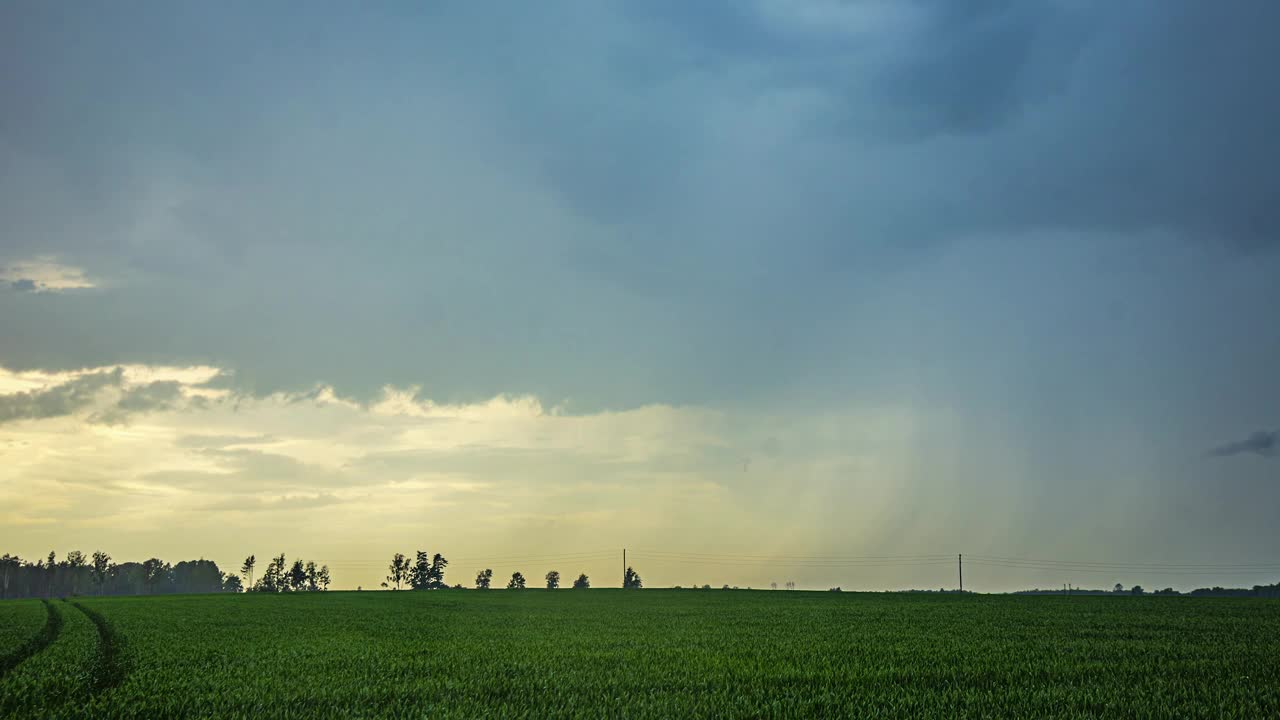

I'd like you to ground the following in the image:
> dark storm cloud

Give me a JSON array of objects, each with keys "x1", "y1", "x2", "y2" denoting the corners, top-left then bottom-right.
[
  {"x1": 0, "y1": 0, "x2": 1278, "y2": 407},
  {"x1": 1209, "y1": 431, "x2": 1278, "y2": 459},
  {"x1": 0, "y1": 368, "x2": 124, "y2": 423},
  {"x1": 10, "y1": 279, "x2": 37, "y2": 292},
  {"x1": 645, "y1": 0, "x2": 1280, "y2": 244},
  {"x1": 636, "y1": 0, "x2": 1092, "y2": 136}
]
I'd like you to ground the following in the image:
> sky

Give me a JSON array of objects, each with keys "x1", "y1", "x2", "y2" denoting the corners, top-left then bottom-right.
[{"x1": 2, "y1": 1, "x2": 1279, "y2": 592}]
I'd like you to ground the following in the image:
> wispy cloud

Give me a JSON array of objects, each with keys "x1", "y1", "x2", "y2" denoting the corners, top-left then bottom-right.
[{"x1": 1208, "y1": 430, "x2": 1278, "y2": 458}]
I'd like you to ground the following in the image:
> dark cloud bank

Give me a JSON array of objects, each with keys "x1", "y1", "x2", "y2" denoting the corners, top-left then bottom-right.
[{"x1": 0, "y1": 1, "x2": 1278, "y2": 408}]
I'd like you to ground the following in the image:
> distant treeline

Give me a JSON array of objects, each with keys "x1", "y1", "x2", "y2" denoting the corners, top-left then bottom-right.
[
  {"x1": 1, "y1": 551, "x2": 330, "y2": 599},
  {"x1": 1013, "y1": 582, "x2": 1280, "y2": 598}
]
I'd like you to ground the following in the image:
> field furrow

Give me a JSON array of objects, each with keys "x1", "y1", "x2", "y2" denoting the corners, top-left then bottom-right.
[
  {"x1": 0, "y1": 600, "x2": 100, "y2": 719},
  {"x1": 70, "y1": 602, "x2": 128, "y2": 697},
  {"x1": 0, "y1": 600, "x2": 61, "y2": 679}
]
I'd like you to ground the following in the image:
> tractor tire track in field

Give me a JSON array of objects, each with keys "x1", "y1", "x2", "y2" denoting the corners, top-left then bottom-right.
[
  {"x1": 0, "y1": 599, "x2": 63, "y2": 679},
  {"x1": 69, "y1": 602, "x2": 128, "y2": 696}
]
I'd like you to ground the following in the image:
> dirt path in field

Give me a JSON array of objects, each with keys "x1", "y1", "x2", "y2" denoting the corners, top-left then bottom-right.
[
  {"x1": 69, "y1": 602, "x2": 128, "y2": 696},
  {"x1": 0, "y1": 600, "x2": 63, "y2": 679}
]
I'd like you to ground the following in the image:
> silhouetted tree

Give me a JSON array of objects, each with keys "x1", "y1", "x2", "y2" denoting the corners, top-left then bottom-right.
[
  {"x1": 507, "y1": 571, "x2": 526, "y2": 590},
  {"x1": 411, "y1": 551, "x2": 432, "y2": 590},
  {"x1": 288, "y1": 560, "x2": 307, "y2": 591},
  {"x1": 475, "y1": 568, "x2": 493, "y2": 589},
  {"x1": 243, "y1": 554, "x2": 326, "y2": 593},
  {"x1": 1131, "y1": 585, "x2": 1145, "y2": 595},
  {"x1": 142, "y1": 558, "x2": 170, "y2": 594},
  {"x1": 545, "y1": 570, "x2": 560, "y2": 589},
  {"x1": 172, "y1": 559, "x2": 224, "y2": 593},
  {"x1": 624, "y1": 566, "x2": 642, "y2": 590},
  {"x1": 430, "y1": 554, "x2": 448, "y2": 588},
  {"x1": 241, "y1": 555, "x2": 256, "y2": 588},
  {"x1": 271, "y1": 554, "x2": 288, "y2": 588},
  {"x1": 1114, "y1": 583, "x2": 1124, "y2": 594},
  {"x1": 45, "y1": 552, "x2": 56, "y2": 597},
  {"x1": 410, "y1": 551, "x2": 449, "y2": 590},
  {"x1": 252, "y1": 554, "x2": 288, "y2": 593},
  {"x1": 387, "y1": 553, "x2": 410, "y2": 591},
  {"x1": 90, "y1": 551, "x2": 111, "y2": 595},
  {"x1": 106, "y1": 562, "x2": 144, "y2": 595},
  {"x1": 64, "y1": 551, "x2": 86, "y2": 595},
  {"x1": 0, "y1": 554, "x2": 19, "y2": 599},
  {"x1": 223, "y1": 574, "x2": 243, "y2": 593},
  {"x1": 573, "y1": 573, "x2": 590, "y2": 589}
]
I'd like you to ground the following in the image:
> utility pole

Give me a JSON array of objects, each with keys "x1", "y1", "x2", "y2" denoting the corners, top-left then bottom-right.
[
  {"x1": 958, "y1": 553, "x2": 963, "y2": 592},
  {"x1": 622, "y1": 548, "x2": 626, "y2": 588}
]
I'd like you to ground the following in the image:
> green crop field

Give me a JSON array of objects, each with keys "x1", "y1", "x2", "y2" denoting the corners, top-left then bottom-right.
[{"x1": 1, "y1": 590, "x2": 1277, "y2": 719}]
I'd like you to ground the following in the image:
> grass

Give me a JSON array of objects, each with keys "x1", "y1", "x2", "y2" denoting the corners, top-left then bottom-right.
[
  {"x1": 2, "y1": 589, "x2": 1278, "y2": 718},
  {"x1": 0, "y1": 600, "x2": 99, "y2": 718},
  {"x1": 0, "y1": 600, "x2": 49, "y2": 674}
]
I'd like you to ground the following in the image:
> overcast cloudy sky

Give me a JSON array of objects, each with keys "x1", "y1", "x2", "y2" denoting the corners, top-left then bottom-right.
[{"x1": 2, "y1": 1, "x2": 1278, "y2": 591}]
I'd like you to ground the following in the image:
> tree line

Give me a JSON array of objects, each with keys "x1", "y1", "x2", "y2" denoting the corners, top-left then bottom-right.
[
  {"x1": 1013, "y1": 581, "x2": 1280, "y2": 597},
  {"x1": 3, "y1": 547, "x2": 653, "y2": 598},
  {"x1": 1, "y1": 551, "x2": 232, "y2": 599},
  {"x1": 0, "y1": 550, "x2": 330, "y2": 599},
  {"x1": 381, "y1": 551, "x2": 643, "y2": 591},
  {"x1": 239, "y1": 554, "x2": 331, "y2": 593}
]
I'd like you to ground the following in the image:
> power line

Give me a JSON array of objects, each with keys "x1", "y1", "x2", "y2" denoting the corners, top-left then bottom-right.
[
  {"x1": 967, "y1": 554, "x2": 1280, "y2": 570},
  {"x1": 632, "y1": 550, "x2": 954, "y2": 561},
  {"x1": 966, "y1": 559, "x2": 1280, "y2": 577},
  {"x1": 628, "y1": 555, "x2": 954, "y2": 569},
  {"x1": 325, "y1": 550, "x2": 617, "y2": 567}
]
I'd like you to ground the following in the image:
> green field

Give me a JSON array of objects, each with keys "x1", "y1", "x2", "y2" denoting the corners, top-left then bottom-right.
[{"x1": 1, "y1": 590, "x2": 1277, "y2": 718}]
